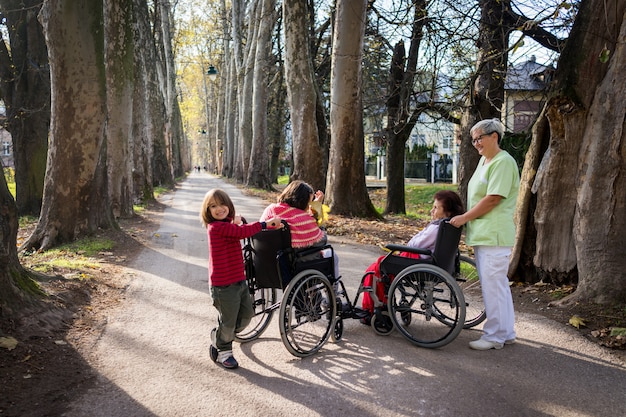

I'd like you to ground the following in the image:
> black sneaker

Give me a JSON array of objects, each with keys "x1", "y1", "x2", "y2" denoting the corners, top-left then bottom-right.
[
  {"x1": 221, "y1": 356, "x2": 239, "y2": 369},
  {"x1": 209, "y1": 345, "x2": 218, "y2": 363}
]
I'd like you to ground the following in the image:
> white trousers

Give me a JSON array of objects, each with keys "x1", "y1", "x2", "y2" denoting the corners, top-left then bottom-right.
[{"x1": 474, "y1": 246, "x2": 516, "y2": 343}]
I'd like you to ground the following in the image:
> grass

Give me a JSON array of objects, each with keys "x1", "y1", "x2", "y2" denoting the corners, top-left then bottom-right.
[
  {"x1": 370, "y1": 183, "x2": 459, "y2": 220},
  {"x1": 22, "y1": 234, "x2": 115, "y2": 277},
  {"x1": 274, "y1": 175, "x2": 456, "y2": 220},
  {"x1": 4, "y1": 167, "x2": 16, "y2": 197}
]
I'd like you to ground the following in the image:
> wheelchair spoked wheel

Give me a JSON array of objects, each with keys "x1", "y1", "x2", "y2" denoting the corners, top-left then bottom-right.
[
  {"x1": 235, "y1": 286, "x2": 278, "y2": 343},
  {"x1": 455, "y1": 256, "x2": 486, "y2": 329},
  {"x1": 387, "y1": 264, "x2": 466, "y2": 348},
  {"x1": 279, "y1": 270, "x2": 336, "y2": 357}
]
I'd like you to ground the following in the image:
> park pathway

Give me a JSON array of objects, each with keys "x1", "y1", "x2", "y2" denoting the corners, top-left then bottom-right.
[{"x1": 65, "y1": 173, "x2": 625, "y2": 417}]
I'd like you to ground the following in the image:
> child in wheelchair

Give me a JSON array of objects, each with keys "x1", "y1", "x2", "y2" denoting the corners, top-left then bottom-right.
[
  {"x1": 360, "y1": 190, "x2": 464, "y2": 325},
  {"x1": 260, "y1": 180, "x2": 339, "y2": 277}
]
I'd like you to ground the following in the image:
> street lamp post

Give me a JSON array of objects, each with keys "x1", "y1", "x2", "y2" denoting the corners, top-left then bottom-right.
[{"x1": 202, "y1": 64, "x2": 219, "y2": 172}]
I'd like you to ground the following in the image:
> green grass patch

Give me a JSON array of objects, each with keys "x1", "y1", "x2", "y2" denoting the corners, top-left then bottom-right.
[
  {"x1": 277, "y1": 175, "x2": 289, "y2": 185},
  {"x1": 153, "y1": 185, "x2": 169, "y2": 198},
  {"x1": 56, "y1": 237, "x2": 115, "y2": 256},
  {"x1": 396, "y1": 183, "x2": 458, "y2": 220},
  {"x1": 25, "y1": 237, "x2": 115, "y2": 275},
  {"x1": 19, "y1": 215, "x2": 38, "y2": 229},
  {"x1": 4, "y1": 167, "x2": 16, "y2": 198}
]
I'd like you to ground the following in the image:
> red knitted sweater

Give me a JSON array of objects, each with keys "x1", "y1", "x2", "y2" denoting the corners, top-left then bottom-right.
[
  {"x1": 206, "y1": 220, "x2": 263, "y2": 287},
  {"x1": 260, "y1": 203, "x2": 325, "y2": 248}
]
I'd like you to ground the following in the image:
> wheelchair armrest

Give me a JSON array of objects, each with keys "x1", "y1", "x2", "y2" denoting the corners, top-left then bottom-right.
[{"x1": 385, "y1": 243, "x2": 432, "y2": 257}]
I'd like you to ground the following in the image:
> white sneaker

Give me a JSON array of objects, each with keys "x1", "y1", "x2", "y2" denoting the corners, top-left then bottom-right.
[
  {"x1": 469, "y1": 339, "x2": 504, "y2": 350},
  {"x1": 504, "y1": 338, "x2": 516, "y2": 345}
]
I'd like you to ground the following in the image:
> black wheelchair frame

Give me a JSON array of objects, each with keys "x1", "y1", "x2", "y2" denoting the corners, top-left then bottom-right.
[{"x1": 235, "y1": 219, "x2": 484, "y2": 356}]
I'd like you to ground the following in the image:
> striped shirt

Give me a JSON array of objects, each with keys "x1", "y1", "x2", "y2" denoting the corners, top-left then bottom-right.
[
  {"x1": 260, "y1": 203, "x2": 325, "y2": 248},
  {"x1": 207, "y1": 220, "x2": 263, "y2": 287}
]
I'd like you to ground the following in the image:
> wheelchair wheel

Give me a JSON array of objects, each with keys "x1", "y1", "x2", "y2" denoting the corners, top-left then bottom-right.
[
  {"x1": 371, "y1": 310, "x2": 394, "y2": 335},
  {"x1": 387, "y1": 264, "x2": 466, "y2": 348},
  {"x1": 455, "y1": 256, "x2": 486, "y2": 329},
  {"x1": 279, "y1": 270, "x2": 335, "y2": 357},
  {"x1": 331, "y1": 317, "x2": 344, "y2": 342},
  {"x1": 235, "y1": 286, "x2": 278, "y2": 343}
]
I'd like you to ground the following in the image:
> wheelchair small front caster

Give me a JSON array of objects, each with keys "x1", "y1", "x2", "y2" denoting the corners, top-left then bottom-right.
[
  {"x1": 371, "y1": 311, "x2": 394, "y2": 335},
  {"x1": 331, "y1": 317, "x2": 344, "y2": 342}
]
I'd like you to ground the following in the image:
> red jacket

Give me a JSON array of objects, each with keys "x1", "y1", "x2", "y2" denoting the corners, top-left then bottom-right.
[{"x1": 207, "y1": 220, "x2": 263, "y2": 287}]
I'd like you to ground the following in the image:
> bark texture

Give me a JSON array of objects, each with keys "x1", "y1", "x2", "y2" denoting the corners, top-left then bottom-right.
[
  {"x1": 326, "y1": 0, "x2": 378, "y2": 217},
  {"x1": 283, "y1": 0, "x2": 326, "y2": 190},
  {"x1": 458, "y1": 0, "x2": 509, "y2": 204},
  {"x1": 23, "y1": 0, "x2": 113, "y2": 251},
  {"x1": 246, "y1": 0, "x2": 276, "y2": 189},
  {"x1": 512, "y1": 0, "x2": 626, "y2": 304},
  {"x1": 384, "y1": 1, "x2": 426, "y2": 215},
  {"x1": 105, "y1": 0, "x2": 135, "y2": 218},
  {"x1": 0, "y1": 0, "x2": 50, "y2": 216}
]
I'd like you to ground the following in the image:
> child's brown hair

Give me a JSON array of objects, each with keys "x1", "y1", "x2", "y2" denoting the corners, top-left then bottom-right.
[{"x1": 200, "y1": 189, "x2": 236, "y2": 226}]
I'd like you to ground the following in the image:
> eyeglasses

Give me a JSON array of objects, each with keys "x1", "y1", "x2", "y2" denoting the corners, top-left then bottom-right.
[{"x1": 471, "y1": 132, "x2": 492, "y2": 145}]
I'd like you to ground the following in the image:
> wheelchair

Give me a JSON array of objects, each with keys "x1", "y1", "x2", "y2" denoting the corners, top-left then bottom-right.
[
  {"x1": 235, "y1": 221, "x2": 341, "y2": 357},
  {"x1": 353, "y1": 220, "x2": 476, "y2": 348}
]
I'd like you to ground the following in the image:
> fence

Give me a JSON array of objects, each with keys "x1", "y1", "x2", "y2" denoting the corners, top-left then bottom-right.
[{"x1": 366, "y1": 158, "x2": 453, "y2": 183}]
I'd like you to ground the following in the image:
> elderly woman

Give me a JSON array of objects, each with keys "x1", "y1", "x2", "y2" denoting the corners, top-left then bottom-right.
[{"x1": 450, "y1": 118, "x2": 520, "y2": 350}]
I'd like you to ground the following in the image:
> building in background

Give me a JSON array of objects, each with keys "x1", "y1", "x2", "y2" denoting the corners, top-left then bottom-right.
[
  {"x1": 503, "y1": 55, "x2": 555, "y2": 133},
  {"x1": 1, "y1": 101, "x2": 13, "y2": 169}
]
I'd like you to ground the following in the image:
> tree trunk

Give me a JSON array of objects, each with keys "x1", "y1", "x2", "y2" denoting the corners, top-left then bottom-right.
[
  {"x1": 326, "y1": 0, "x2": 378, "y2": 218},
  {"x1": 1, "y1": 160, "x2": 71, "y2": 332},
  {"x1": 155, "y1": 0, "x2": 185, "y2": 178},
  {"x1": 129, "y1": 0, "x2": 157, "y2": 201},
  {"x1": 23, "y1": 0, "x2": 113, "y2": 251},
  {"x1": 0, "y1": 0, "x2": 50, "y2": 216},
  {"x1": 222, "y1": 55, "x2": 237, "y2": 178},
  {"x1": 512, "y1": 0, "x2": 626, "y2": 305},
  {"x1": 246, "y1": 0, "x2": 276, "y2": 189},
  {"x1": 283, "y1": 0, "x2": 326, "y2": 190},
  {"x1": 458, "y1": 0, "x2": 509, "y2": 203},
  {"x1": 0, "y1": 161, "x2": 36, "y2": 320},
  {"x1": 384, "y1": 1, "x2": 426, "y2": 214},
  {"x1": 105, "y1": 0, "x2": 134, "y2": 218},
  {"x1": 150, "y1": 1, "x2": 175, "y2": 187},
  {"x1": 235, "y1": 1, "x2": 257, "y2": 182}
]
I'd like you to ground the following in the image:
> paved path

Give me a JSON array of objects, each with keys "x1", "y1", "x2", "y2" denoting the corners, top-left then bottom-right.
[{"x1": 65, "y1": 173, "x2": 625, "y2": 417}]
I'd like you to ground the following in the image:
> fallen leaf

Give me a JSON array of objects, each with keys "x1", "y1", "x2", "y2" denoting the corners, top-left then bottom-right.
[
  {"x1": 569, "y1": 315, "x2": 587, "y2": 329},
  {"x1": 0, "y1": 336, "x2": 18, "y2": 350},
  {"x1": 609, "y1": 327, "x2": 626, "y2": 337}
]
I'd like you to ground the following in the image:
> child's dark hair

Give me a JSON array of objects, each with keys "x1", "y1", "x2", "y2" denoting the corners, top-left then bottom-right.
[
  {"x1": 200, "y1": 189, "x2": 235, "y2": 226},
  {"x1": 434, "y1": 190, "x2": 465, "y2": 217},
  {"x1": 278, "y1": 180, "x2": 314, "y2": 210}
]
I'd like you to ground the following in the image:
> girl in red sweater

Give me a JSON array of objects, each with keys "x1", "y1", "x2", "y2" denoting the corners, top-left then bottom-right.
[{"x1": 201, "y1": 189, "x2": 282, "y2": 369}]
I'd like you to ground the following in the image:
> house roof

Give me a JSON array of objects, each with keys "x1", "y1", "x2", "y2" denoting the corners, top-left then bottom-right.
[{"x1": 505, "y1": 56, "x2": 554, "y2": 91}]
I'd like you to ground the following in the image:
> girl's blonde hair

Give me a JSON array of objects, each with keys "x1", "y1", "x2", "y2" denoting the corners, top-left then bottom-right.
[{"x1": 200, "y1": 189, "x2": 235, "y2": 226}]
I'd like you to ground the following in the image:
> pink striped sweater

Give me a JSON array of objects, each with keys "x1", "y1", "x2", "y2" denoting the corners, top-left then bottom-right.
[{"x1": 260, "y1": 203, "x2": 325, "y2": 248}]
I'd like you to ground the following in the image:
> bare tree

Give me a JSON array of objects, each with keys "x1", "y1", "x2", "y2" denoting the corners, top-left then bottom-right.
[{"x1": 326, "y1": 0, "x2": 378, "y2": 217}]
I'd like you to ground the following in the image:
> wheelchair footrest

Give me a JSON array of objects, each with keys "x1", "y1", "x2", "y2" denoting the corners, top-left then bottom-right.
[{"x1": 349, "y1": 307, "x2": 371, "y2": 320}]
